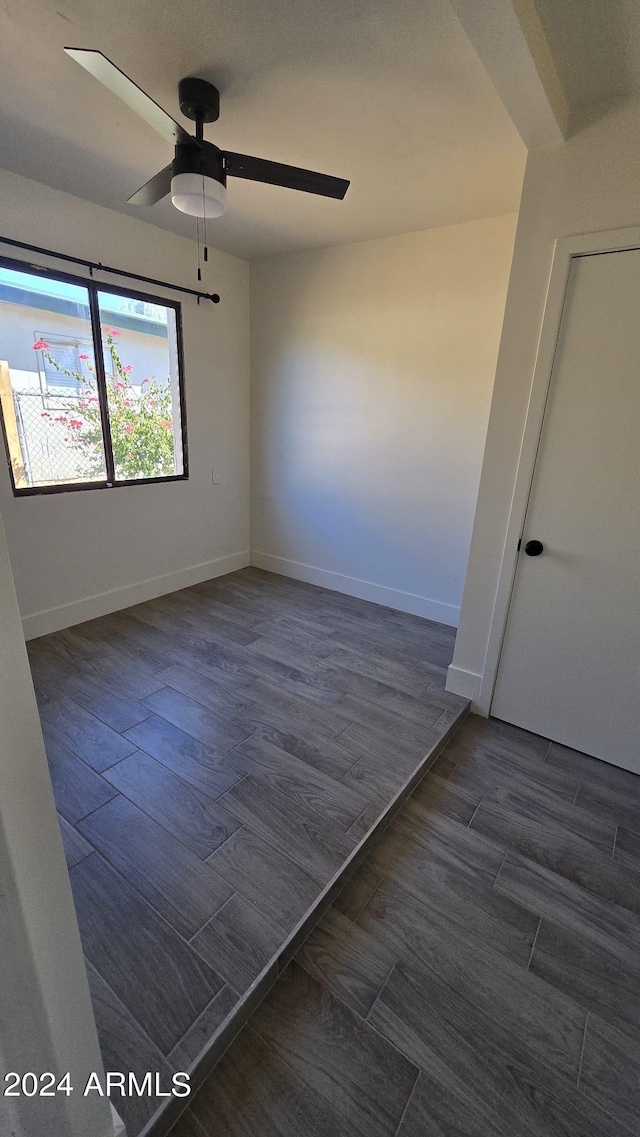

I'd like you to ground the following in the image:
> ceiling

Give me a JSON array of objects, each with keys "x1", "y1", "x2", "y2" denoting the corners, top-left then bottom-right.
[
  {"x1": 533, "y1": 0, "x2": 640, "y2": 109},
  {"x1": 0, "y1": 0, "x2": 526, "y2": 260}
]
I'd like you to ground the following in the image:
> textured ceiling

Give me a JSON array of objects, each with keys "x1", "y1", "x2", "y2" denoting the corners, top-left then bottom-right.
[
  {"x1": 0, "y1": 0, "x2": 526, "y2": 260},
  {"x1": 533, "y1": 0, "x2": 640, "y2": 109}
]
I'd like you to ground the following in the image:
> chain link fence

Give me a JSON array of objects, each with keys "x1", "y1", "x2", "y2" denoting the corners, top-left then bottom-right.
[{"x1": 13, "y1": 389, "x2": 102, "y2": 485}]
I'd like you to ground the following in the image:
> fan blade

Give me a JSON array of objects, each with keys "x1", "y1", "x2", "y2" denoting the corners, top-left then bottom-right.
[
  {"x1": 127, "y1": 164, "x2": 173, "y2": 206},
  {"x1": 64, "y1": 48, "x2": 192, "y2": 145},
  {"x1": 224, "y1": 152, "x2": 349, "y2": 200}
]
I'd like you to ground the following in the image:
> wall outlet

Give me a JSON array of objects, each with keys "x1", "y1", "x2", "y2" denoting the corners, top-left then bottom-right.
[{"x1": 212, "y1": 469, "x2": 221, "y2": 484}]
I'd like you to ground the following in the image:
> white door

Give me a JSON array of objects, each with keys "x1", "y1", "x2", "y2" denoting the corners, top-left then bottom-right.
[{"x1": 492, "y1": 248, "x2": 640, "y2": 774}]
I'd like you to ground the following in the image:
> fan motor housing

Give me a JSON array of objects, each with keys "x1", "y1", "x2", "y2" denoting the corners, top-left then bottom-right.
[
  {"x1": 178, "y1": 77, "x2": 220, "y2": 123},
  {"x1": 172, "y1": 141, "x2": 226, "y2": 187}
]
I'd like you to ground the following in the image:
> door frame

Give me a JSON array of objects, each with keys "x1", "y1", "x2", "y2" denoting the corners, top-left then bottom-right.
[{"x1": 477, "y1": 223, "x2": 640, "y2": 717}]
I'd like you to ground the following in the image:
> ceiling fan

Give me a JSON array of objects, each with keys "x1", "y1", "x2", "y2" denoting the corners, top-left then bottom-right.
[{"x1": 64, "y1": 49, "x2": 350, "y2": 220}]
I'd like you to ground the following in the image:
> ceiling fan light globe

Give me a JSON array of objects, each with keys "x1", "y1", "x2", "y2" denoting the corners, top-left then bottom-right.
[{"x1": 170, "y1": 172, "x2": 226, "y2": 217}]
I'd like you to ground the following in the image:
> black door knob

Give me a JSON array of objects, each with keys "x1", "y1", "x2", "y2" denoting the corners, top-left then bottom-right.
[{"x1": 524, "y1": 539, "x2": 544, "y2": 557}]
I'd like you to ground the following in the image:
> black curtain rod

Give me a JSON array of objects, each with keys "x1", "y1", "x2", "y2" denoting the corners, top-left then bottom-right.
[{"x1": 0, "y1": 235, "x2": 220, "y2": 304}]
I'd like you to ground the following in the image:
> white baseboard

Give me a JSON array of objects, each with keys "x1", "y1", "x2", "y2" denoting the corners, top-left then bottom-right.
[
  {"x1": 446, "y1": 663, "x2": 483, "y2": 709},
  {"x1": 22, "y1": 550, "x2": 251, "y2": 640},
  {"x1": 251, "y1": 550, "x2": 460, "y2": 627},
  {"x1": 111, "y1": 1103, "x2": 126, "y2": 1137}
]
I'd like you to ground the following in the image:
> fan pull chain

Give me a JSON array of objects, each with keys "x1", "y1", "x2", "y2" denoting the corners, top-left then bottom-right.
[
  {"x1": 202, "y1": 174, "x2": 209, "y2": 263},
  {"x1": 196, "y1": 214, "x2": 202, "y2": 282}
]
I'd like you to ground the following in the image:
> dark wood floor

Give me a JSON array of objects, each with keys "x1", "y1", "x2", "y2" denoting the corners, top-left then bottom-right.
[
  {"x1": 27, "y1": 567, "x2": 467, "y2": 1136},
  {"x1": 172, "y1": 713, "x2": 640, "y2": 1137}
]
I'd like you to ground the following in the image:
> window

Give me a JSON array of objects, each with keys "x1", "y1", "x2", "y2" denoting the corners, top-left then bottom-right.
[
  {"x1": 38, "y1": 336, "x2": 94, "y2": 392},
  {"x1": 0, "y1": 259, "x2": 188, "y2": 494}
]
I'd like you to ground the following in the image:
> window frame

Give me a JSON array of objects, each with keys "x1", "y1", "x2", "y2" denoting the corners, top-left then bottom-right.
[{"x1": 0, "y1": 255, "x2": 189, "y2": 497}]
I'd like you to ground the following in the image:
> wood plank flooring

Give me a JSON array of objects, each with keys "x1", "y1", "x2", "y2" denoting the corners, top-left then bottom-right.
[
  {"x1": 29, "y1": 567, "x2": 466, "y2": 1136},
  {"x1": 173, "y1": 713, "x2": 640, "y2": 1137}
]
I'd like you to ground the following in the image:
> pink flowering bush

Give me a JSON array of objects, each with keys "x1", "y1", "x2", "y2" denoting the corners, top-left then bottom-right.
[{"x1": 35, "y1": 328, "x2": 175, "y2": 480}]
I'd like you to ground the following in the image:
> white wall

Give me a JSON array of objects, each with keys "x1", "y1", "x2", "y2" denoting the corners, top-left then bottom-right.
[
  {"x1": 0, "y1": 169, "x2": 250, "y2": 637},
  {"x1": 0, "y1": 508, "x2": 114, "y2": 1137},
  {"x1": 250, "y1": 215, "x2": 517, "y2": 625},
  {"x1": 0, "y1": 304, "x2": 168, "y2": 389},
  {"x1": 449, "y1": 97, "x2": 640, "y2": 704}
]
